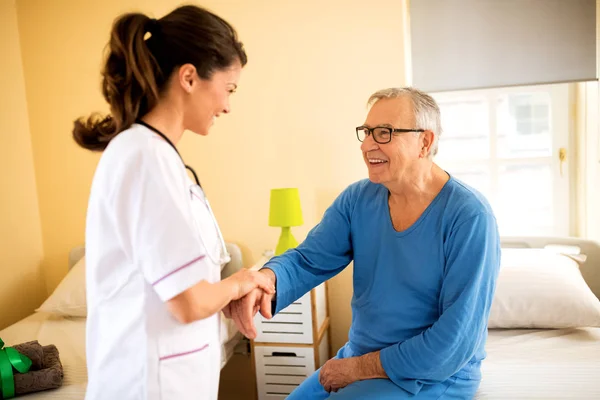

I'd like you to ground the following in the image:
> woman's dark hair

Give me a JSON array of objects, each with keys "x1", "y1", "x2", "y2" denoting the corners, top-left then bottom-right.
[{"x1": 73, "y1": 5, "x2": 247, "y2": 151}]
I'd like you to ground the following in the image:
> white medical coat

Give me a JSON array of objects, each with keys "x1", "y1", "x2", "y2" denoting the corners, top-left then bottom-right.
[{"x1": 85, "y1": 124, "x2": 223, "y2": 400}]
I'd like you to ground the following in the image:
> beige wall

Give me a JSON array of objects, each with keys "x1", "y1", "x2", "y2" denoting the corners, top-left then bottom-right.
[
  {"x1": 576, "y1": 82, "x2": 600, "y2": 242},
  {"x1": 0, "y1": 0, "x2": 46, "y2": 330},
  {"x1": 15, "y1": 0, "x2": 406, "y2": 352}
]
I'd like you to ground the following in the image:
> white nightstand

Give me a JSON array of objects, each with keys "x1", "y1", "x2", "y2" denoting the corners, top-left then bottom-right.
[{"x1": 250, "y1": 252, "x2": 331, "y2": 400}]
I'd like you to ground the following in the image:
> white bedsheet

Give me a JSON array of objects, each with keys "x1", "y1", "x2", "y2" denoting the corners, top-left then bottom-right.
[
  {"x1": 477, "y1": 328, "x2": 600, "y2": 399},
  {"x1": 0, "y1": 311, "x2": 242, "y2": 399},
  {"x1": 0, "y1": 313, "x2": 87, "y2": 399}
]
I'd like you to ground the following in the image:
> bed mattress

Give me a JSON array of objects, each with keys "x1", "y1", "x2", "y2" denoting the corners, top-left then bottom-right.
[
  {"x1": 0, "y1": 311, "x2": 241, "y2": 398},
  {"x1": 476, "y1": 328, "x2": 600, "y2": 399}
]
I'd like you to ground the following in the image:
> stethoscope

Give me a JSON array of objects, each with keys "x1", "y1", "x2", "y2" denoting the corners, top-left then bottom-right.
[{"x1": 136, "y1": 120, "x2": 230, "y2": 266}]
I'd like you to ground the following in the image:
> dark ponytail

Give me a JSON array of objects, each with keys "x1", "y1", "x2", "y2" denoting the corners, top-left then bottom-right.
[{"x1": 73, "y1": 6, "x2": 247, "y2": 151}]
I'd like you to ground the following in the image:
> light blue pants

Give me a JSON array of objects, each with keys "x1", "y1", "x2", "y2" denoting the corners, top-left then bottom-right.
[{"x1": 287, "y1": 343, "x2": 480, "y2": 399}]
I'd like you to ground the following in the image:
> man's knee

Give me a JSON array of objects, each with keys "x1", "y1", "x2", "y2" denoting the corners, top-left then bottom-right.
[{"x1": 287, "y1": 369, "x2": 329, "y2": 400}]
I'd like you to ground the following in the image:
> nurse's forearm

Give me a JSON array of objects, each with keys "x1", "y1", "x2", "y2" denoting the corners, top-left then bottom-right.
[{"x1": 167, "y1": 280, "x2": 238, "y2": 324}]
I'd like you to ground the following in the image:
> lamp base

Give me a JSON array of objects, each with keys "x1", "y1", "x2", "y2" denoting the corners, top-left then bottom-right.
[{"x1": 275, "y1": 227, "x2": 298, "y2": 256}]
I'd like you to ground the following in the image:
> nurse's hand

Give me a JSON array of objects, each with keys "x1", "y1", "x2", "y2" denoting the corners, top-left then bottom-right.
[
  {"x1": 229, "y1": 269, "x2": 276, "y2": 339},
  {"x1": 167, "y1": 271, "x2": 274, "y2": 325},
  {"x1": 226, "y1": 269, "x2": 276, "y2": 301}
]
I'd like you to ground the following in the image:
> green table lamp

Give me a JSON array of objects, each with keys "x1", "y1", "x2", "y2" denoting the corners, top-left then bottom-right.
[{"x1": 269, "y1": 188, "x2": 304, "y2": 256}]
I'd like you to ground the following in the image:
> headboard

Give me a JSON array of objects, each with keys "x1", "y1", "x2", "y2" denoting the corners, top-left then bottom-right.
[
  {"x1": 68, "y1": 242, "x2": 244, "y2": 279},
  {"x1": 501, "y1": 236, "x2": 600, "y2": 299},
  {"x1": 68, "y1": 246, "x2": 86, "y2": 270}
]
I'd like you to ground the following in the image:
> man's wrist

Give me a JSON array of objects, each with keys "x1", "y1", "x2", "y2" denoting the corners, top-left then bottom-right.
[
  {"x1": 356, "y1": 351, "x2": 387, "y2": 380},
  {"x1": 259, "y1": 267, "x2": 278, "y2": 313}
]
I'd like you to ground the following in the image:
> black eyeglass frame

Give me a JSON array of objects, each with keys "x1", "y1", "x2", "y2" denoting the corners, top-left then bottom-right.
[{"x1": 356, "y1": 125, "x2": 425, "y2": 144}]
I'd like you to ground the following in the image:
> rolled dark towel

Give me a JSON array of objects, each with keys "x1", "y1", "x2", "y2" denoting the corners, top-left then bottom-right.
[
  {"x1": 11, "y1": 341, "x2": 44, "y2": 370},
  {"x1": 13, "y1": 344, "x2": 64, "y2": 395}
]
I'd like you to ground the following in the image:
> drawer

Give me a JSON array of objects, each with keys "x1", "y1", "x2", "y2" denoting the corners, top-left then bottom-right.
[
  {"x1": 254, "y1": 292, "x2": 313, "y2": 344},
  {"x1": 254, "y1": 345, "x2": 315, "y2": 400}
]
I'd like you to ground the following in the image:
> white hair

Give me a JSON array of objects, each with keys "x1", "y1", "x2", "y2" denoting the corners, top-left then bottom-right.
[{"x1": 367, "y1": 87, "x2": 442, "y2": 158}]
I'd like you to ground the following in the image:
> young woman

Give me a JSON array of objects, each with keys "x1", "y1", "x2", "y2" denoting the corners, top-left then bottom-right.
[{"x1": 73, "y1": 6, "x2": 273, "y2": 399}]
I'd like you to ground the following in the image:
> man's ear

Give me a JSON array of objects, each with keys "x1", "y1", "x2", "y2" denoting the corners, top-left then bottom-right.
[
  {"x1": 420, "y1": 130, "x2": 436, "y2": 158},
  {"x1": 177, "y1": 63, "x2": 197, "y2": 93}
]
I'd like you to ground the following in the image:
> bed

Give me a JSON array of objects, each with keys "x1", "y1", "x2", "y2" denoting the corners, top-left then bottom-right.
[
  {"x1": 475, "y1": 236, "x2": 600, "y2": 399},
  {"x1": 3, "y1": 237, "x2": 600, "y2": 399},
  {"x1": 0, "y1": 243, "x2": 246, "y2": 399}
]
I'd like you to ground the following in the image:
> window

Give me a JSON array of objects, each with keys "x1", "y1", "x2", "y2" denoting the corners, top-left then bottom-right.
[{"x1": 432, "y1": 84, "x2": 572, "y2": 236}]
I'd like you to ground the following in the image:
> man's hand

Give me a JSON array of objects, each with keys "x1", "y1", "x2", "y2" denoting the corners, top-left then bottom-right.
[
  {"x1": 319, "y1": 351, "x2": 387, "y2": 393},
  {"x1": 319, "y1": 357, "x2": 361, "y2": 393},
  {"x1": 222, "y1": 303, "x2": 232, "y2": 319},
  {"x1": 229, "y1": 269, "x2": 277, "y2": 339}
]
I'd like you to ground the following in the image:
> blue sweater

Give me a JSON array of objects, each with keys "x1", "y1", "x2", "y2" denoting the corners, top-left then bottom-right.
[{"x1": 264, "y1": 177, "x2": 500, "y2": 395}]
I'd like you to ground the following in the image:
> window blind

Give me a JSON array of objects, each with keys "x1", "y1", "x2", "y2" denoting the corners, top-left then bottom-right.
[{"x1": 410, "y1": 0, "x2": 597, "y2": 92}]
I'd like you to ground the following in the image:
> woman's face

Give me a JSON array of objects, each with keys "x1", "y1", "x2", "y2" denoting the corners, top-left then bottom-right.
[{"x1": 183, "y1": 60, "x2": 242, "y2": 136}]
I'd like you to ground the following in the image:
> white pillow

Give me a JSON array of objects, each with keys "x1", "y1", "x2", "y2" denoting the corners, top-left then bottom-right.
[
  {"x1": 488, "y1": 248, "x2": 600, "y2": 329},
  {"x1": 36, "y1": 257, "x2": 87, "y2": 317}
]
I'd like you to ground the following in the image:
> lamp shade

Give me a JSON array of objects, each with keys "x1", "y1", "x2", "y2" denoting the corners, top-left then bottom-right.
[{"x1": 269, "y1": 188, "x2": 303, "y2": 227}]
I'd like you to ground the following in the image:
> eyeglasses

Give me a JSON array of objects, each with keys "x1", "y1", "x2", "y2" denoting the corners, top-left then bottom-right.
[{"x1": 356, "y1": 126, "x2": 425, "y2": 144}]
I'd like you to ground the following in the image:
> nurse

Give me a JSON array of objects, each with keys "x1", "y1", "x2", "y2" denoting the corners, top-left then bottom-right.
[{"x1": 73, "y1": 5, "x2": 274, "y2": 400}]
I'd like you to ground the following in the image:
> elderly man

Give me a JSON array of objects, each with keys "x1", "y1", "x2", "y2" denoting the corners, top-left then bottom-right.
[{"x1": 230, "y1": 87, "x2": 500, "y2": 399}]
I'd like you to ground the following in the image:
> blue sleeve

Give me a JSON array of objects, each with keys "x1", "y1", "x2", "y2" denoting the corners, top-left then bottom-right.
[
  {"x1": 264, "y1": 183, "x2": 360, "y2": 314},
  {"x1": 379, "y1": 212, "x2": 500, "y2": 395}
]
